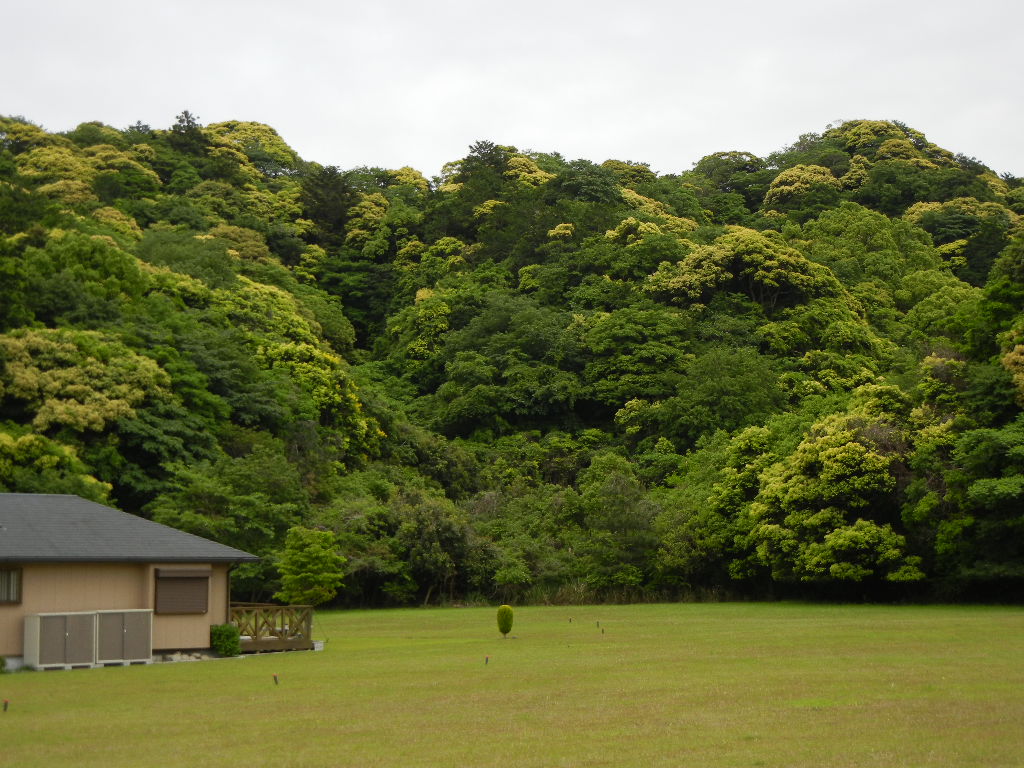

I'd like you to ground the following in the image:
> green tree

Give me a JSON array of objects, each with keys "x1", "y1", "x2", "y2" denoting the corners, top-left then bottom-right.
[
  {"x1": 0, "y1": 427, "x2": 110, "y2": 501},
  {"x1": 745, "y1": 387, "x2": 925, "y2": 590},
  {"x1": 572, "y1": 452, "x2": 658, "y2": 593},
  {"x1": 761, "y1": 164, "x2": 843, "y2": 220},
  {"x1": 497, "y1": 604, "x2": 514, "y2": 637},
  {"x1": 0, "y1": 328, "x2": 169, "y2": 433},
  {"x1": 274, "y1": 526, "x2": 347, "y2": 605},
  {"x1": 391, "y1": 489, "x2": 470, "y2": 605}
]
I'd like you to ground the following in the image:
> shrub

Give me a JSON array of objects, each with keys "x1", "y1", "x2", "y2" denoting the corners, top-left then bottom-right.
[
  {"x1": 497, "y1": 605, "x2": 514, "y2": 638},
  {"x1": 210, "y1": 623, "x2": 242, "y2": 657}
]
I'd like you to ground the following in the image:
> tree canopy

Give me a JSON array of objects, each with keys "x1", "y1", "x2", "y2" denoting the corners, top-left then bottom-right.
[{"x1": 2, "y1": 113, "x2": 1022, "y2": 603}]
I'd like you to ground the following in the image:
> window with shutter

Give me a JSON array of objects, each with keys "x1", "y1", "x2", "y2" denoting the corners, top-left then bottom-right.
[
  {"x1": 154, "y1": 568, "x2": 210, "y2": 614},
  {"x1": 0, "y1": 568, "x2": 21, "y2": 604}
]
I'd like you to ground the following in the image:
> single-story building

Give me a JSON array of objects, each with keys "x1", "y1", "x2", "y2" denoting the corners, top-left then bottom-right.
[{"x1": 0, "y1": 493, "x2": 258, "y2": 669}]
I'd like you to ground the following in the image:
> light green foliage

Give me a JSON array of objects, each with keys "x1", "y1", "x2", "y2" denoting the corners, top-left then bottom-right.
[
  {"x1": 601, "y1": 159, "x2": 657, "y2": 188},
  {"x1": 390, "y1": 166, "x2": 430, "y2": 192},
  {"x1": 394, "y1": 236, "x2": 468, "y2": 300},
  {"x1": 0, "y1": 427, "x2": 110, "y2": 500},
  {"x1": 840, "y1": 154, "x2": 871, "y2": 190},
  {"x1": 644, "y1": 226, "x2": 840, "y2": 312},
  {"x1": 36, "y1": 178, "x2": 97, "y2": 206},
  {"x1": 505, "y1": 155, "x2": 554, "y2": 187},
  {"x1": 91, "y1": 206, "x2": 143, "y2": 240},
  {"x1": 65, "y1": 121, "x2": 126, "y2": 148},
  {"x1": 798, "y1": 202, "x2": 939, "y2": 285},
  {"x1": 605, "y1": 216, "x2": 663, "y2": 245},
  {"x1": 135, "y1": 228, "x2": 239, "y2": 288},
  {"x1": 1003, "y1": 335, "x2": 1024, "y2": 406},
  {"x1": 762, "y1": 164, "x2": 841, "y2": 210},
  {"x1": 747, "y1": 387, "x2": 924, "y2": 583},
  {"x1": 14, "y1": 138, "x2": 161, "y2": 207},
  {"x1": 902, "y1": 277, "x2": 981, "y2": 340},
  {"x1": 1, "y1": 116, "x2": 70, "y2": 154},
  {"x1": 209, "y1": 224, "x2": 273, "y2": 262},
  {"x1": 274, "y1": 525, "x2": 347, "y2": 606},
  {"x1": 21, "y1": 230, "x2": 148, "y2": 324},
  {"x1": 0, "y1": 328, "x2": 169, "y2": 432},
  {"x1": 903, "y1": 197, "x2": 1018, "y2": 284},
  {"x1": 205, "y1": 120, "x2": 301, "y2": 174},
  {"x1": 256, "y1": 341, "x2": 383, "y2": 458},
  {"x1": 830, "y1": 121, "x2": 908, "y2": 153},
  {"x1": 85, "y1": 144, "x2": 161, "y2": 200},
  {"x1": 385, "y1": 288, "x2": 452, "y2": 380},
  {"x1": 547, "y1": 222, "x2": 575, "y2": 239},
  {"x1": 2, "y1": 112, "x2": 1022, "y2": 603},
  {"x1": 823, "y1": 120, "x2": 952, "y2": 166},
  {"x1": 216, "y1": 276, "x2": 321, "y2": 345},
  {"x1": 620, "y1": 188, "x2": 699, "y2": 234},
  {"x1": 496, "y1": 604, "x2": 514, "y2": 636},
  {"x1": 16, "y1": 145, "x2": 96, "y2": 185},
  {"x1": 345, "y1": 192, "x2": 390, "y2": 249},
  {"x1": 793, "y1": 203, "x2": 955, "y2": 339}
]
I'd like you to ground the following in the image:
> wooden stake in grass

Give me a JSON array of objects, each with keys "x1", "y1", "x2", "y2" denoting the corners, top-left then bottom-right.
[{"x1": 497, "y1": 605, "x2": 514, "y2": 638}]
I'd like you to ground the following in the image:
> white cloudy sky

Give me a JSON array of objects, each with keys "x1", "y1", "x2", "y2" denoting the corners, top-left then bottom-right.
[{"x1": 5, "y1": 0, "x2": 1021, "y2": 178}]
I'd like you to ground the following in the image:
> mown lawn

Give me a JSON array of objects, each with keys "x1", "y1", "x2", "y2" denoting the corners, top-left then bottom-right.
[{"x1": 2, "y1": 603, "x2": 1023, "y2": 767}]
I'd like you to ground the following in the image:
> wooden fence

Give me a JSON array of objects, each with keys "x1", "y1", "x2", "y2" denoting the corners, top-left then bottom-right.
[{"x1": 230, "y1": 603, "x2": 313, "y2": 652}]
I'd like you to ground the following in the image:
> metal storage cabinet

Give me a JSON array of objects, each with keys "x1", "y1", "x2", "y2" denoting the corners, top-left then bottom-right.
[
  {"x1": 96, "y1": 610, "x2": 152, "y2": 664},
  {"x1": 24, "y1": 612, "x2": 97, "y2": 669}
]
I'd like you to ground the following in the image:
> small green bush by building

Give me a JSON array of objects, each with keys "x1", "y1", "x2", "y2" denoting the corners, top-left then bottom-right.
[{"x1": 210, "y1": 623, "x2": 242, "y2": 657}]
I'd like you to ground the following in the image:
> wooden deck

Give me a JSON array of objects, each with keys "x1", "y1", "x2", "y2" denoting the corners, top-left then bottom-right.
[{"x1": 230, "y1": 603, "x2": 313, "y2": 652}]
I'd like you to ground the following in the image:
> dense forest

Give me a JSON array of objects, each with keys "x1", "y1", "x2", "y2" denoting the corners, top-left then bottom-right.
[{"x1": 1, "y1": 113, "x2": 1022, "y2": 605}]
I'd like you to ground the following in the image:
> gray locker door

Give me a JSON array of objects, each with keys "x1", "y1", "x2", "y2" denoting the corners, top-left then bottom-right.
[
  {"x1": 65, "y1": 613, "x2": 95, "y2": 664},
  {"x1": 97, "y1": 612, "x2": 125, "y2": 661},
  {"x1": 38, "y1": 615, "x2": 67, "y2": 665},
  {"x1": 123, "y1": 612, "x2": 151, "y2": 661}
]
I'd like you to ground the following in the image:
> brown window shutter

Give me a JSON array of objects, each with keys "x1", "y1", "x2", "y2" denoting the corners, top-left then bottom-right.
[{"x1": 155, "y1": 575, "x2": 209, "y2": 614}]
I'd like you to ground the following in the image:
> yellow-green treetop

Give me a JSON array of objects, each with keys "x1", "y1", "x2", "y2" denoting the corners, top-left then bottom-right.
[
  {"x1": 762, "y1": 164, "x2": 841, "y2": 210},
  {"x1": 504, "y1": 155, "x2": 554, "y2": 187},
  {"x1": 0, "y1": 328, "x2": 170, "y2": 432},
  {"x1": 205, "y1": 120, "x2": 301, "y2": 169}
]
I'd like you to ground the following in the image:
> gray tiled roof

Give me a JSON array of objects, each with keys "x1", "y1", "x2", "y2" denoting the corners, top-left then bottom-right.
[{"x1": 0, "y1": 494, "x2": 259, "y2": 563}]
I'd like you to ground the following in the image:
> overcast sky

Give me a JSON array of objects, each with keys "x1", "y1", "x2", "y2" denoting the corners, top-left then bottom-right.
[{"x1": 5, "y1": 0, "x2": 1021, "y2": 179}]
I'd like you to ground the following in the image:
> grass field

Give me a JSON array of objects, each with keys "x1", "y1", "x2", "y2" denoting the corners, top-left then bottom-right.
[{"x1": 2, "y1": 603, "x2": 1023, "y2": 767}]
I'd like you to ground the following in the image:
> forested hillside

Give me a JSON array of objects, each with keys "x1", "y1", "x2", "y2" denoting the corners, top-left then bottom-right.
[{"x1": 2, "y1": 114, "x2": 1022, "y2": 603}]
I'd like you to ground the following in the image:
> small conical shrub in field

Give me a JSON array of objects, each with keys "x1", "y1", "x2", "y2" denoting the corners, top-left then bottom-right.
[{"x1": 497, "y1": 605, "x2": 514, "y2": 638}]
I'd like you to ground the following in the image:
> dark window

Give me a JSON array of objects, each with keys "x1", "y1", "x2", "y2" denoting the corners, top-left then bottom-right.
[
  {"x1": 154, "y1": 568, "x2": 210, "y2": 614},
  {"x1": 0, "y1": 567, "x2": 21, "y2": 604}
]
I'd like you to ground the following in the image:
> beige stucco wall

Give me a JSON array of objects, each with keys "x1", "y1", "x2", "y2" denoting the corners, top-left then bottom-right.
[
  {"x1": 0, "y1": 562, "x2": 232, "y2": 657},
  {"x1": 149, "y1": 563, "x2": 230, "y2": 651},
  {"x1": 1, "y1": 563, "x2": 148, "y2": 656}
]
